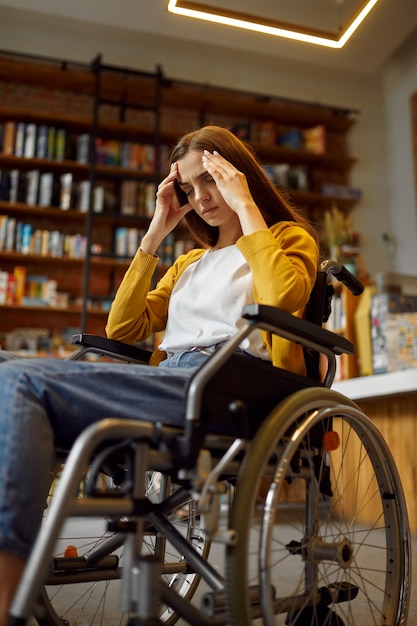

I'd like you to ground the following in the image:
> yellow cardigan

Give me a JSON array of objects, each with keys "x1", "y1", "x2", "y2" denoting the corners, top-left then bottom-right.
[{"x1": 106, "y1": 222, "x2": 319, "y2": 375}]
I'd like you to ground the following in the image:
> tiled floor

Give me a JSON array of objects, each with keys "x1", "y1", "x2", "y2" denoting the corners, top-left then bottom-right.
[
  {"x1": 25, "y1": 517, "x2": 417, "y2": 625},
  {"x1": 21, "y1": 457, "x2": 416, "y2": 625},
  {"x1": 174, "y1": 532, "x2": 417, "y2": 625}
]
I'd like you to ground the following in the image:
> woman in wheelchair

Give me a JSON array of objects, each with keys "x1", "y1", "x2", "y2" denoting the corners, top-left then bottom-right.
[{"x1": 0, "y1": 125, "x2": 319, "y2": 626}]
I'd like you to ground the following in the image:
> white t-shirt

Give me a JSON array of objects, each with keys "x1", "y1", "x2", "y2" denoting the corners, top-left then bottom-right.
[{"x1": 158, "y1": 246, "x2": 269, "y2": 359}]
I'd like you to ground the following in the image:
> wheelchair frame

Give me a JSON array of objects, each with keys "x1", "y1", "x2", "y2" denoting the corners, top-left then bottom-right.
[{"x1": 8, "y1": 261, "x2": 411, "y2": 626}]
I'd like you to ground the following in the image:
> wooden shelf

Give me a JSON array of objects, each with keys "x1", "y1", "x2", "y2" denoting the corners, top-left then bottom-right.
[
  {"x1": 0, "y1": 153, "x2": 90, "y2": 175},
  {"x1": 287, "y1": 190, "x2": 357, "y2": 211},
  {"x1": 0, "y1": 154, "x2": 157, "y2": 181},
  {"x1": 252, "y1": 142, "x2": 356, "y2": 171},
  {"x1": 0, "y1": 51, "x2": 360, "y2": 342},
  {"x1": 0, "y1": 250, "x2": 131, "y2": 270},
  {"x1": 0, "y1": 56, "x2": 356, "y2": 129},
  {"x1": 160, "y1": 80, "x2": 357, "y2": 132},
  {"x1": 0, "y1": 201, "x2": 151, "y2": 229},
  {"x1": 0, "y1": 201, "x2": 86, "y2": 221},
  {"x1": 0, "y1": 191, "x2": 355, "y2": 222},
  {"x1": 0, "y1": 106, "x2": 355, "y2": 172},
  {"x1": 0, "y1": 303, "x2": 108, "y2": 315}
]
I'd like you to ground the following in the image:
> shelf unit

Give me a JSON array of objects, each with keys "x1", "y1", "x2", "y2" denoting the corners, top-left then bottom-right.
[
  {"x1": 0, "y1": 50, "x2": 360, "y2": 350},
  {"x1": 79, "y1": 56, "x2": 163, "y2": 330},
  {"x1": 325, "y1": 284, "x2": 361, "y2": 380}
]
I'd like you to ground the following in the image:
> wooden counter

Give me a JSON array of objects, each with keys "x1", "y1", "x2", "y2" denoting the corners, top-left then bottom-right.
[{"x1": 334, "y1": 370, "x2": 417, "y2": 532}]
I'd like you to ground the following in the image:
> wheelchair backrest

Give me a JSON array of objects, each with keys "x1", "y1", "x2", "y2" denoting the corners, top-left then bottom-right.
[{"x1": 303, "y1": 260, "x2": 363, "y2": 379}]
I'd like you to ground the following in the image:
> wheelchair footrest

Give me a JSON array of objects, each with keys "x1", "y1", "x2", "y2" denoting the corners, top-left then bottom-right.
[
  {"x1": 320, "y1": 582, "x2": 359, "y2": 605},
  {"x1": 51, "y1": 554, "x2": 119, "y2": 572}
]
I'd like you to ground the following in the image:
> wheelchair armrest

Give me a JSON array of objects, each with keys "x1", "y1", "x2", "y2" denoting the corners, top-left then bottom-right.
[
  {"x1": 242, "y1": 304, "x2": 354, "y2": 355},
  {"x1": 69, "y1": 333, "x2": 152, "y2": 363}
]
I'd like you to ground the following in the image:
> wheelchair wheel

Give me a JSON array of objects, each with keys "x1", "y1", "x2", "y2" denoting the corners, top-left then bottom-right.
[
  {"x1": 226, "y1": 387, "x2": 410, "y2": 626},
  {"x1": 35, "y1": 469, "x2": 210, "y2": 626}
]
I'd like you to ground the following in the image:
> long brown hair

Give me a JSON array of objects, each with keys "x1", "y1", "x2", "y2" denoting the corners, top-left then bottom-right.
[{"x1": 170, "y1": 125, "x2": 318, "y2": 247}]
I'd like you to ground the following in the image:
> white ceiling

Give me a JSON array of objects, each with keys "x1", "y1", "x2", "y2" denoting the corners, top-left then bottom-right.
[{"x1": 1, "y1": 0, "x2": 417, "y2": 74}]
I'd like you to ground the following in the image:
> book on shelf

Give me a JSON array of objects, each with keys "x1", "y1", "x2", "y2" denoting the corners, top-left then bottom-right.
[
  {"x1": 59, "y1": 173, "x2": 72, "y2": 210},
  {"x1": 55, "y1": 129, "x2": 66, "y2": 161},
  {"x1": 4, "y1": 217, "x2": 16, "y2": 251},
  {"x1": 0, "y1": 214, "x2": 8, "y2": 249},
  {"x1": 287, "y1": 165, "x2": 309, "y2": 191},
  {"x1": 113, "y1": 227, "x2": 143, "y2": 258},
  {"x1": 95, "y1": 138, "x2": 120, "y2": 166},
  {"x1": 30, "y1": 229, "x2": 42, "y2": 255},
  {"x1": 230, "y1": 121, "x2": 253, "y2": 141},
  {"x1": 320, "y1": 183, "x2": 362, "y2": 200},
  {"x1": 303, "y1": 124, "x2": 326, "y2": 154},
  {"x1": 160, "y1": 144, "x2": 171, "y2": 173},
  {"x1": 49, "y1": 230, "x2": 63, "y2": 257},
  {"x1": 130, "y1": 143, "x2": 142, "y2": 169},
  {"x1": 277, "y1": 127, "x2": 304, "y2": 150},
  {"x1": 143, "y1": 182, "x2": 155, "y2": 217},
  {"x1": 14, "y1": 122, "x2": 25, "y2": 157},
  {"x1": 127, "y1": 228, "x2": 142, "y2": 257},
  {"x1": 121, "y1": 180, "x2": 138, "y2": 215},
  {"x1": 0, "y1": 120, "x2": 81, "y2": 162},
  {"x1": 0, "y1": 170, "x2": 11, "y2": 200},
  {"x1": 159, "y1": 232, "x2": 175, "y2": 265},
  {"x1": 119, "y1": 143, "x2": 157, "y2": 172},
  {"x1": 141, "y1": 145, "x2": 155, "y2": 173},
  {"x1": 13, "y1": 266, "x2": 26, "y2": 305},
  {"x1": 256, "y1": 120, "x2": 277, "y2": 144},
  {"x1": 2, "y1": 122, "x2": 15, "y2": 155},
  {"x1": 26, "y1": 170, "x2": 40, "y2": 205},
  {"x1": 114, "y1": 227, "x2": 128, "y2": 257},
  {"x1": 93, "y1": 186, "x2": 104, "y2": 212},
  {"x1": 354, "y1": 285, "x2": 375, "y2": 376},
  {"x1": 39, "y1": 172, "x2": 54, "y2": 207},
  {"x1": 77, "y1": 180, "x2": 90, "y2": 212},
  {"x1": 9, "y1": 170, "x2": 19, "y2": 203},
  {"x1": 20, "y1": 223, "x2": 33, "y2": 254},
  {"x1": 0, "y1": 270, "x2": 8, "y2": 305},
  {"x1": 76, "y1": 133, "x2": 90, "y2": 163},
  {"x1": 47, "y1": 127, "x2": 56, "y2": 160},
  {"x1": 76, "y1": 181, "x2": 105, "y2": 213},
  {"x1": 23, "y1": 124, "x2": 37, "y2": 158},
  {"x1": 36, "y1": 125, "x2": 48, "y2": 159},
  {"x1": 17, "y1": 171, "x2": 31, "y2": 204},
  {"x1": 120, "y1": 141, "x2": 133, "y2": 168}
]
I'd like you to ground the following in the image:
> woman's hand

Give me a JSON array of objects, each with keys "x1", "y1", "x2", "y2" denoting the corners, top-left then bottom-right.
[
  {"x1": 140, "y1": 163, "x2": 192, "y2": 256},
  {"x1": 202, "y1": 150, "x2": 267, "y2": 234}
]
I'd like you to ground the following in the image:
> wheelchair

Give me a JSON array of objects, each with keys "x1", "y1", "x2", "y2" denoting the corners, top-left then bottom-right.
[{"x1": 9, "y1": 260, "x2": 410, "y2": 626}]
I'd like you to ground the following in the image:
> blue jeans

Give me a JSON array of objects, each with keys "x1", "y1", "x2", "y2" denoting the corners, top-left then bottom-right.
[{"x1": 0, "y1": 350, "x2": 209, "y2": 560}]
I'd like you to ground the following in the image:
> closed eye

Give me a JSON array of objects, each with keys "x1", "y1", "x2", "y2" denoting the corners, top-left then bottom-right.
[
  {"x1": 182, "y1": 186, "x2": 193, "y2": 197},
  {"x1": 180, "y1": 173, "x2": 215, "y2": 197}
]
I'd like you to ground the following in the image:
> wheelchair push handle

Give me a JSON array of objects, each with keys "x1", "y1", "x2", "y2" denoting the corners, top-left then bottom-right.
[{"x1": 320, "y1": 259, "x2": 364, "y2": 296}]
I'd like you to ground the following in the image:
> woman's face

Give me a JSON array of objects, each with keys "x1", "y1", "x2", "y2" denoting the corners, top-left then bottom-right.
[{"x1": 176, "y1": 149, "x2": 239, "y2": 230}]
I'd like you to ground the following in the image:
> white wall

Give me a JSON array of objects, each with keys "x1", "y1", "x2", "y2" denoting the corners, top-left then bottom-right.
[
  {"x1": 381, "y1": 31, "x2": 417, "y2": 275},
  {"x1": 2, "y1": 6, "x2": 416, "y2": 278}
]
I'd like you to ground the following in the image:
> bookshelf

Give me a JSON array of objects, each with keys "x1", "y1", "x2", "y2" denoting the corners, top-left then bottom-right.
[{"x1": 0, "y1": 51, "x2": 360, "y2": 355}]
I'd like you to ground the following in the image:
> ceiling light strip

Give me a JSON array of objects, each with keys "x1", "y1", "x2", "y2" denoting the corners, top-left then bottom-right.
[
  {"x1": 339, "y1": 0, "x2": 380, "y2": 47},
  {"x1": 167, "y1": 0, "x2": 380, "y2": 49}
]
